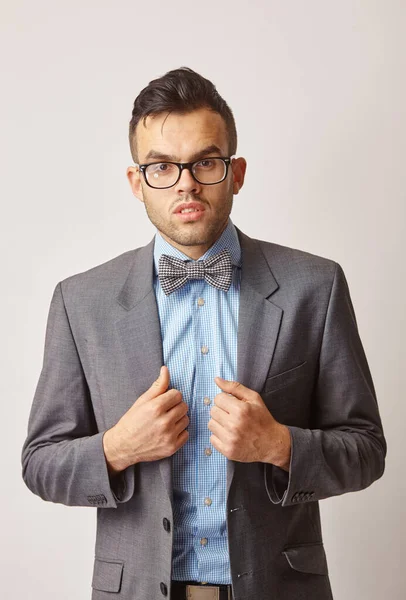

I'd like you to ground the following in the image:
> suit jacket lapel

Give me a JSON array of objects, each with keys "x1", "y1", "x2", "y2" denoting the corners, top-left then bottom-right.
[
  {"x1": 114, "y1": 238, "x2": 174, "y2": 501},
  {"x1": 114, "y1": 227, "x2": 283, "y2": 505},
  {"x1": 115, "y1": 236, "x2": 164, "y2": 392},
  {"x1": 235, "y1": 227, "x2": 281, "y2": 390},
  {"x1": 226, "y1": 227, "x2": 282, "y2": 497}
]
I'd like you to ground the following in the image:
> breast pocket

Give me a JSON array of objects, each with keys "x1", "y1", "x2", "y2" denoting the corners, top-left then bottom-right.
[{"x1": 262, "y1": 360, "x2": 309, "y2": 394}]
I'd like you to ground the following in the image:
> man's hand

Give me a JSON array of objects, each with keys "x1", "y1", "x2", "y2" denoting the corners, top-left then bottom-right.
[
  {"x1": 208, "y1": 377, "x2": 291, "y2": 471},
  {"x1": 103, "y1": 366, "x2": 189, "y2": 475}
]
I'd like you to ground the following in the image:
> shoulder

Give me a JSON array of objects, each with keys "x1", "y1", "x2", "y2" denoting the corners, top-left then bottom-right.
[
  {"x1": 256, "y1": 237, "x2": 337, "y2": 272},
  {"x1": 245, "y1": 233, "x2": 340, "y2": 296},
  {"x1": 56, "y1": 245, "x2": 146, "y2": 308}
]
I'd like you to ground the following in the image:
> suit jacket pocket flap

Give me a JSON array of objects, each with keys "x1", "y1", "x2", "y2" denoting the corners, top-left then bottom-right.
[
  {"x1": 92, "y1": 558, "x2": 124, "y2": 593},
  {"x1": 263, "y1": 360, "x2": 308, "y2": 394},
  {"x1": 282, "y1": 543, "x2": 328, "y2": 575}
]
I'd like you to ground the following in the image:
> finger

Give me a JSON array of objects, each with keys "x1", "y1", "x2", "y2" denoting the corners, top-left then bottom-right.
[
  {"x1": 209, "y1": 434, "x2": 225, "y2": 456},
  {"x1": 213, "y1": 392, "x2": 238, "y2": 412},
  {"x1": 214, "y1": 377, "x2": 253, "y2": 402},
  {"x1": 208, "y1": 416, "x2": 228, "y2": 438},
  {"x1": 160, "y1": 388, "x2": 185, "y2": 412},
  {"x1": 143, "y1": 366, "x2": 170, "y2": 401},
  {"x1": 210, "y1": 404, "x2": 233, "y2": 426}
]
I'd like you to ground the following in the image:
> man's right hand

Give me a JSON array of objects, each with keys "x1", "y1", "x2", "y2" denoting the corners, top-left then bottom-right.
[{"x1": 102, "y1": 366, "x2": 189, "y2": 476}]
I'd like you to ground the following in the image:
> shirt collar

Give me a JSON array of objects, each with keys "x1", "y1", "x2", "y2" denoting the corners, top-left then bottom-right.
[{"x1": 153, "y1": 217, "x2": 242, "y2": 276}]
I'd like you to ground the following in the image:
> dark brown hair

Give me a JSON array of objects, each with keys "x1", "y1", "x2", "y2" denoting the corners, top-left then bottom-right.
[{"x1": 128, "y1": 66, "x2": 237, "y2": 163}]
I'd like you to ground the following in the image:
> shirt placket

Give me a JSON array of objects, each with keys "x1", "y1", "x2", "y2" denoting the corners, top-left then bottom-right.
[{"x1": 193, "y1": 280, "x2": 216, "y2": 577}]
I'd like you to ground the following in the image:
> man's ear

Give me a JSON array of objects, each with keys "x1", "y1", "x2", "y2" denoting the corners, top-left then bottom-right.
[
  {"x1": 231, "y1": 157, "x2": 247, "y2": 195},
  {"x1": 126, "y1": 166, "x2": 144, "y2": 203}
]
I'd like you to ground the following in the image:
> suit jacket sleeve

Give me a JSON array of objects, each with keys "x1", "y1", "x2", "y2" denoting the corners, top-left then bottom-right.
[
  {"x1": 265, "y1": 262, "x2": 387, "y2": 506},
  {"x1": 21, "y1": 282, "x2": 135, "y2": 508}
]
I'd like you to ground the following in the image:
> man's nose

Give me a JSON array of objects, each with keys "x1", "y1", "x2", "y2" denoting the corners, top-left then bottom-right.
[{"x1": 174, "y1": 166, "x2": 201, "y2": 194}]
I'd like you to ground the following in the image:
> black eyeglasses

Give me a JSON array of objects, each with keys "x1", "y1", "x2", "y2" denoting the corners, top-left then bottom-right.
[{"x1": 135, "y1": 156, "x2": 234, "y2": 189}]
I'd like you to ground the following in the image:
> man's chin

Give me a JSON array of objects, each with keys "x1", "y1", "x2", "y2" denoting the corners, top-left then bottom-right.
[
  {"x1": 170, "y1": 222, "x2": 211, "y2": 245},
  {"x1": 156, "y1": 213, "x2": 229, "y2": 249},
  {"x1": 171, "y1": 234, "x2": 211, "y2": 248}
]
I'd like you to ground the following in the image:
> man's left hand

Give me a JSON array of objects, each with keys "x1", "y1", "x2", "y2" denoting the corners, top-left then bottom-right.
[{"x1": 208, "y1": 377, "x2": 291, "y2": 471}]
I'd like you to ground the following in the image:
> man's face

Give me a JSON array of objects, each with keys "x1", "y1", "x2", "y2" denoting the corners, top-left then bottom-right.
[{"x1": 126, "y1": 107, "x2": 246, "y2": 259}]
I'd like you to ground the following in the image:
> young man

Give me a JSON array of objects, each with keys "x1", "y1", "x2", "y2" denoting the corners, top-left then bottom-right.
[{"x1": 22, "y1": 67, "x2": 386, "y2": 600}]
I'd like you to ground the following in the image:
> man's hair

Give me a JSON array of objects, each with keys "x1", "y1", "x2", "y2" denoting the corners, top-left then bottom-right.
[{"x1": 128, "y1": 66, "x2": 237, "y2": 163}]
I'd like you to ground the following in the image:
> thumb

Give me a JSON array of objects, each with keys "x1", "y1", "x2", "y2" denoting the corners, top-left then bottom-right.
[
  {"x1": 214, "y1": 377, "x2": 254, "y2": 402},
  {"x1": 146, "y1": 365, "x2": 170, "y2": 399}
]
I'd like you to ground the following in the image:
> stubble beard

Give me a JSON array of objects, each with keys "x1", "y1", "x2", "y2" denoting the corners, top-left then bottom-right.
[{"x1": 142, "y1": 189, "x2": 234, "y2": 249}]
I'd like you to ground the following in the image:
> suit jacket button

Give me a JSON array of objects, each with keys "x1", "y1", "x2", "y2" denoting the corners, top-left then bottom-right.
[
  {"x1": 163, "y1": 518, "x2": 171, "y2": 532},
  {"x1": 160, "y1": 582, "x2": 168, "y2": 596}
]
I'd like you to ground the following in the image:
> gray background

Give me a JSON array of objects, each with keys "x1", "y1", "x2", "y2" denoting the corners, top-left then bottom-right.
[{"x1": 1, "y1": 1, "x2": 404, "y2": 598}]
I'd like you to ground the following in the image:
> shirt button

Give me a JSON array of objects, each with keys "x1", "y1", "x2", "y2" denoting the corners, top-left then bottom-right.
[
  {"x1": 204, "y1": 497, "x2": 212, "y2": 506},
  {"x1": 197, "y1": 297, "x2": 205, "y2": 306},
  {"x1": 203, "y1": 397, "x2": 211, "y2": 405},
  {"x1": 204, "y1": 447, "x2": 212, "y2": 456},
  {"x1": 201, "y1": 345, "x2": 209, "y2": 354},
  {"x1": 200, "y1": 537, "x2": 208, "y2": 546}
]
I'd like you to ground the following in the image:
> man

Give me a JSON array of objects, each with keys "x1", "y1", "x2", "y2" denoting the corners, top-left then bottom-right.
[{"x1": 21, "y1": 67, "x2": 387, "y2": 600}]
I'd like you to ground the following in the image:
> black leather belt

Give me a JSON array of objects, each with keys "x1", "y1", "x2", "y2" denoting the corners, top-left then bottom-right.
[{"x1": 171, "y1": 580, "x2": 233, "y2": 599}]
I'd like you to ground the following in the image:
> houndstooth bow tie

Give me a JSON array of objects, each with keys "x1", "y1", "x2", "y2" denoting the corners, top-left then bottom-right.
[{"x1": 158, "y1": 249, "x2": 233, "y2": 295}]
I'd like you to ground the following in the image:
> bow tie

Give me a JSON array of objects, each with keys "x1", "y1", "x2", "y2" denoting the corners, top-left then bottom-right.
[{"x1": 158, "y1": 249, "x2": 233, "y2": 295}]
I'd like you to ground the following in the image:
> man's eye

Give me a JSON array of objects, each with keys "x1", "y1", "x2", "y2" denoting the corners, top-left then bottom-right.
[
  {"x1": 196, "y1": 160, "x2": 214, "y2": 168},
  {"x1": 149, "y1": 163, "x2": 172, "y2": 172}
]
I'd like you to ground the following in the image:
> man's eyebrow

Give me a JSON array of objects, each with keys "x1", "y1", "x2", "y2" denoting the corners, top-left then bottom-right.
[{"x1": 142, "y1": 144, "x2": 224, "y2": 163}]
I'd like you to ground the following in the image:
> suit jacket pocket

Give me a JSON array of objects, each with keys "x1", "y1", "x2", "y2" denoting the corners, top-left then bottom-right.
[
  {"x1": 282, "y1": 543, "x2": 328, "y2": 576},
  {"x1": 91, "y1": 557, "x2": 124, "y2": 593},
  {"x1": 262, "y1": 360, "x2": 308, "y2": 394}
]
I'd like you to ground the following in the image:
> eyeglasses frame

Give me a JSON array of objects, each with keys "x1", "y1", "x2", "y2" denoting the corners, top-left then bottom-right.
[{"x1": 134, "y1": 156, "x2": 235, "y2": 189}]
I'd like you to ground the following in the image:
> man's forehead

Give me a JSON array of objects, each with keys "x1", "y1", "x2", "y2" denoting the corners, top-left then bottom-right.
[{"x1": 135, "y1": 109, "x2": 228, "y2": 160}]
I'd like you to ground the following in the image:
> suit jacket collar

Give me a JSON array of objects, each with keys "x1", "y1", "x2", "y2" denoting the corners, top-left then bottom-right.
[{"x1": 117, "y1": 226, "x2": 278, "y2": 310}]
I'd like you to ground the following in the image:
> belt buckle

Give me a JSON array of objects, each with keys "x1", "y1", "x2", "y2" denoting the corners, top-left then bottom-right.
[{"x1": 186, "y1": 584, "x2": 221, "y2": 600}]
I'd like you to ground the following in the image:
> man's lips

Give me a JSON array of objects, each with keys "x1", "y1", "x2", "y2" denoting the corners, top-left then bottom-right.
[{"x1": 173, "y1": 202, "x2": 206, "y2": 215}]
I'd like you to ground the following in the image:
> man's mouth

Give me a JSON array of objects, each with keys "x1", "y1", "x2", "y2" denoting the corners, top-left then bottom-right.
[
  {"x1": 173, "y1": 201, "x2": 206, "y2": 215},
  {"x1": 174, "y1": 203, "x2": 206, "y2": 222},
  {"x1": 180, "y1": 207, "x2": 201, "y2": 214}
]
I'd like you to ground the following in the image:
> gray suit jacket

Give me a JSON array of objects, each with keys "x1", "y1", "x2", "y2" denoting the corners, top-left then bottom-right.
[{"x1": 21, "y1": 227, "x2": 386, "y2": 600}]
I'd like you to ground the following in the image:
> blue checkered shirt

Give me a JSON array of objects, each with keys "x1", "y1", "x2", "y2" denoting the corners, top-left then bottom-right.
[{"x1": 153, "y1": 217, "x2": 241, "y2": 584}]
